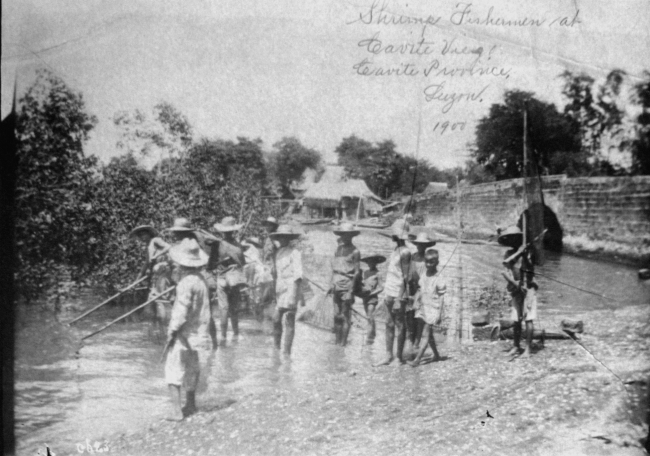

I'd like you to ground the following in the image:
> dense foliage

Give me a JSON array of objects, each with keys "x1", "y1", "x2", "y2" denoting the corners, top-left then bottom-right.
[
  {"x1": 267, "y1": 137, "x2": 323, "y2": 195},
  {"x1": 334, "y1": 136, "x2": 459, "y2": 198},
  {"x1": 14, "y1": 71, "x2": 280, "y2": 298},
  {"x1": 473, "y1": 90, "x2": 584, "y2": 180},
  {"x1": 15, "y1": 69, "x2": 98, "y2": 299}
]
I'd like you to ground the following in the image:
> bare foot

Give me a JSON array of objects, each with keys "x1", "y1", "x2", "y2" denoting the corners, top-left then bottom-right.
[
  {"x1": 165, "y1": 407, "x2": 184, "y2": 421},
  {"x1": 182, "y1": 404, "x2": 197, "y2": 417},
  {"x1": 521, "y1": 349, "x2": 531, "y2": 358},
  {"x1": 507, "y1": 346, "x2": 522, "y2": 356},
  {"x1": 374, "y1": 356, "x2": 394, "y2": 367},
  {"x1": 408, "y1": 359, "x2": 421, "y2": 368}
]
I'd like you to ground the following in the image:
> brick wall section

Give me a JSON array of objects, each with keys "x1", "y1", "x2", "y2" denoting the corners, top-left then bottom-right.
[{"x1": 414, "y1": 175, "x2": 650, "y2": 248}]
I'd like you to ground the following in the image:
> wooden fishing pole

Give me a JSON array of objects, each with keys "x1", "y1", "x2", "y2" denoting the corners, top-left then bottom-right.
[
  {"x1": 69, "y1": 276, "x2": 148, "y2": 325},
  {"x1": 69, "y1": 245, "x2": 172, "y2": 326},
  {"x1": 82, "y1": 286, "x2": 175, "y2": 341}
]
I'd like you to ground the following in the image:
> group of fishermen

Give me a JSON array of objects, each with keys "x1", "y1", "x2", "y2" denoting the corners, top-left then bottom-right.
[
  {"x1": 130, "y1": 215, "x2": 305, "y2": 420},
  {"x1": 129, "y1": 214, "x2": 539, "y2": 421}
]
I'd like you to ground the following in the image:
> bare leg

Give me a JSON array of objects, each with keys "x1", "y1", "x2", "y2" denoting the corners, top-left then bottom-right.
[
  {"x1": 409, "y1": 324, "x2": 431, "y2": 367},
  {"x1": 334, "y1": 300, "x2": 343, "y2": 345},
  {"x1": 414, "y1": 318, "x2": 424, "y2": 349},
  {"x1": 522, "y1": 321, "x2": 534, "y2": 357},
  {"x1": 395, "y1": 304, "x2": 406, "y2": 364},
  {"x1": 284, "y1": 311, "x2": 296, "y2": 355},
  {"x1": 230, "y1": 289, "x2": 240, "y2": 339},
  {"x1": 375, "y1": 301, "x2": 395, "y2": 366},
  {"x1": 341, "y1": 301, "x2": 352, "y2": 346},
  {"x1": 365, "y1": 303, "x2": 376, "y2": 344},
  {"x1": 429, "y1": 327, "x2": 441, "y2": 361},
  {"x1": 184, "y1": 390, "x2": 197, "y2": 416},
  {"x1": 166, "y1": 385, "x2": 184, "y2": 421},
  {"x1": 272, "y1": 307, "x2": 283, "y2": 350}
]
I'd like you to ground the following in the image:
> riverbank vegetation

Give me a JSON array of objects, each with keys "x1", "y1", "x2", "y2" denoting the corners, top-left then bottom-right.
[{"x1": 13, "y1": 67, "x2": 650, "y2": 300}]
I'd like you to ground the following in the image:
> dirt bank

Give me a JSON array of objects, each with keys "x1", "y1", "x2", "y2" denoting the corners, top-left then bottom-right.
[{"x1": 112, "y1": 305, "x2": 649, "y2": 456}]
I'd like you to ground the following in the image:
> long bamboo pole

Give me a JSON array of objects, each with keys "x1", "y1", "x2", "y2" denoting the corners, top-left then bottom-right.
[
  {"x1": 82, "y1": 286, "x2": 175, "y2": 341},
  {"x1": 69, "y1": 276, "x2": 148, "y2": 325}
]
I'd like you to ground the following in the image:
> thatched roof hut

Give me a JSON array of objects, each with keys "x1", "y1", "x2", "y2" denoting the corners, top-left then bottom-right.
[{"x1": 302, "y1": 166, "x2": 383, "y2": 218}]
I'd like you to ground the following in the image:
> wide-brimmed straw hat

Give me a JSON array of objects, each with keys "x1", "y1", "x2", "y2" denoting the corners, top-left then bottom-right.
[
  {"x1": 361, "y1": 254, "x2": 386, "y2": 264},
  {"x1": 169, "y1": 238, "x2": 208, "y2": 268},
  {"x1": 269, "y1": 224, "x2": 300, "y2": 240},
  {"x1": 333, "y1": 222, "x2": 360, "y2": 237},
  {"x1": 262, "y1": 216, "x2": 279, "y2": 227},
  {"x1": 214, "y1": 216, "x2": 243, "y2": 233},
  {"x1": 167, "y1": 217, "x2": 194, "y2": 232},
  {"x1": 411, "y1": 232, "x2": 437, "y2": 247},
  {"x1": 129, "y1": 225, "x2": 158, "y2": 238},
  {"x1": 497, "y1": 226, "x2": 523, "y2": 247}
]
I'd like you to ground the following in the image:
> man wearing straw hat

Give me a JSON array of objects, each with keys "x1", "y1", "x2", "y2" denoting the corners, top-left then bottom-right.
[
  {"x1": 261, "y1": 216, "x2": 280, "y2": 308},
  {"x1": 242, "y1": 236, "x2": 267, "y2": 321},
  {"x1": 164, "y1": 237, "x2": 212, "y2": 421},
  {"x1": 331, "y1": 222, "x2": 361, "y2": 346},
  {"x1": 129, "y1": 225, "x2": 171, "y2": 282},
  {"x1": 376, "y1": 219, "x2": 412, "y2": 366},
  {"x1": 270, "y1": 225, "x2": 302, "y2": 356},
  {"x1": 211, "y1": 216, "x2": 247, "y2": 346},
  {"x1": 408, "y1": 232, "x2": 437, "y2": 351}
]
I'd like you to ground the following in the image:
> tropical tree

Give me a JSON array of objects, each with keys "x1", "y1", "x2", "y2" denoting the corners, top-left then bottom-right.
[
  {"x1": 473, "y1": 90, "x2": 583, "y2": 180},
  {"x1": 113, "y1": 102, "x2": 193, "y2": 169},
  {"x1": 560, "y1": 69, "x2": 626, "y2": 161},
  {"x1": 268, "y1": 137, "x2": 322, "y2": 195},
  {"x1": 627, "y1": 71, "x2": 650, "y2": 174},
  {"x1": 15, "y1": 69, "x2": 98, "y2": 298}
]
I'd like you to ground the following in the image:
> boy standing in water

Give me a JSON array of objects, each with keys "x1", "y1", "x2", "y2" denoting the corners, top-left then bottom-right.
[
  {"x1": 409, "y1": 248, "x2": 446, "y2": 367},
  {"x1": 359, "y1": 255, "x2": 385, "y2": 345},
  {"x1": 408, "y1": 232, "x2": 437, "y2": 351},
  {"x1": 271, "y1": 225, "x2": 303, "y2": 356},
  {"x1": 499, "y1": 226, "x2": 537, "y2": 358},
  {"x1": 376, "y1": 219, "x2": 412, "y2": 366},
  {"x1": 164, "y1": 238, "x2": 212, "y2": 421},
  {"x1": 331, "y1": 222, "x2": 361, "y2": 346}
]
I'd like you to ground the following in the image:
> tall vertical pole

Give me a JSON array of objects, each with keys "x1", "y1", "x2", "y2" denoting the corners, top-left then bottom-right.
[{"x1": 522, "y1": 106, "x2": 528, "y2": 247}]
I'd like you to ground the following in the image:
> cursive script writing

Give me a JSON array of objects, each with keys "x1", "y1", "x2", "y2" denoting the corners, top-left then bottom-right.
[{"x1": 423, "y1": 82, "x2": 490, "y2": 113}]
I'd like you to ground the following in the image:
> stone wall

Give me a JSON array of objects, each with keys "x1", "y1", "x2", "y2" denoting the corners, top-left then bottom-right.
[{"x1": 413, "y1": 175, "x2": 650, "y2": 262}]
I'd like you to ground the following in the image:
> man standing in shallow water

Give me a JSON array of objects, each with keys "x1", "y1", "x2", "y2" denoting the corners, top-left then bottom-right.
[
  {"x1": 164, "y1": 238, "x2": 212, "y2": 421},
  {"x1": 331, "y1": 222, "x2": 361, "y2": 347},
  {"x1": 376, "y1": 220, "x2": 412, "y2": 366},
  {"x1": 271, "y1": 225, "x2": 303, "y2": 356}
]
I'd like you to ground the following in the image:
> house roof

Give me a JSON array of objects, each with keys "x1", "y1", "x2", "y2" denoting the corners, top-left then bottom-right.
[
  {"x1": 423, "y1": 182, "x2": 449, "y2": 194},
  {"x1": 303, "y1": 166, "x2": 383, "y2": 206}
]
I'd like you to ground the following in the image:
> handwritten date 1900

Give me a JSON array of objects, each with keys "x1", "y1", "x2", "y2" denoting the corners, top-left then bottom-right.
[{"x1": 432, "y1": 121, "x2": 466, "y2": 135}]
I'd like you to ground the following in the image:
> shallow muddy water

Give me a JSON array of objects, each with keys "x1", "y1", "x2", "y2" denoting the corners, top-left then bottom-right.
[{"x1": 14, "y1": 229, "x2": 650, "y2": 455}]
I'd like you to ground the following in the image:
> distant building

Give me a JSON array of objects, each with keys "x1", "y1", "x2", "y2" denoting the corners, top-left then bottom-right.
[
  {"x1": 302, "y1": 166, "x2": 384, "y2": 220},
  {"x1": 422, "y1": 182, "x2": 449, "y2": 194}
]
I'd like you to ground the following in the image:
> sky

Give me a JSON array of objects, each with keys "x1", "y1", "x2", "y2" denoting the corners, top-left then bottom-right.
[{"x1": 2, "y1": 0, "x2": 649, "y2": 169}]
